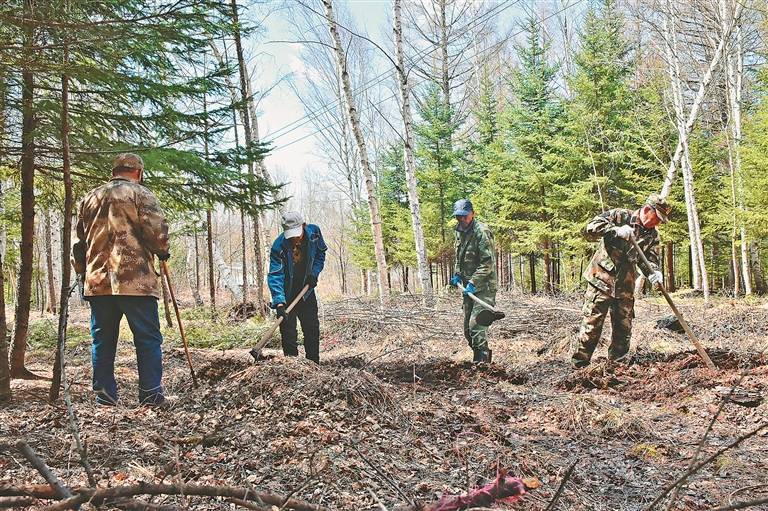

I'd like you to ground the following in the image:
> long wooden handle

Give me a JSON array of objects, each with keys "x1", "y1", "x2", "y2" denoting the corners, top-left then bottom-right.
[
  {"x1": 457, "y1": 283, "x2": 499, "y2": 312},
  {"x1": 630, "y1": 237, "x2": 715, "y2": 369},
  {"x1": 251, "y1": 284, "x2": 311, "y2": 357},
  {"x1": 161, "y1": 260, "x2": 198, "y2": 386}
]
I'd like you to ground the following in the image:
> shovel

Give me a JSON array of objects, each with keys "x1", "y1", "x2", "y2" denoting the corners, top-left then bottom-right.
[
  {"x1": 161, "y1": 260, "x2": 198, "y2": 387},
  {"x1": 249, "y1": 284, "x2": 311, "y2": 361},
  {"x1": 630, "y1": 236, "x2": 715, "y2": 369},
  {"x1": 458, "y1": 283, "x2": 505, "y2": 327}
]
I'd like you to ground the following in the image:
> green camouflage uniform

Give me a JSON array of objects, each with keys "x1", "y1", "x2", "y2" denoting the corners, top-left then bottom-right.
[
  {"x1": 72, "y1": 177, "x2": 170, "y2": 299},
  {"x1": 573, "y1": 208, "x2": 660, "y2": 366},
  {"x1": 454, "y1": 220, "x2": 497, "y2": 352}
]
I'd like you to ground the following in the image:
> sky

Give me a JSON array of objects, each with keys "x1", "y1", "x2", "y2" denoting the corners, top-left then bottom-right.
[
  {"x1": 245, "y1": 0, "x2": 577, "y2": 206},
  {"x1": 251, "y1": 1, "x2": 393, "y2": 204}
]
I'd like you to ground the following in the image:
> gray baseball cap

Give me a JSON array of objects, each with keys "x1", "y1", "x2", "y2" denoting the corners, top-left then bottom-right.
[
  {"x1": 452, "y1": 198, "x2": 473, "y2": 217},
  {"x1": 281, "y1": 211, "x2": 305, "y2": 239}
]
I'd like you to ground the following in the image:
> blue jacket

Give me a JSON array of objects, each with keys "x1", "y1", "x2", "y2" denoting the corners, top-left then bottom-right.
[{"x1": 267, "y1": 224, "x2": 327, "y2": 307}]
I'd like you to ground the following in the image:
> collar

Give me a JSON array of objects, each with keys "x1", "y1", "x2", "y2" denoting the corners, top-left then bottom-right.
[{"x1": 110, "y1": 176, "x2": 132, "y2": 183}]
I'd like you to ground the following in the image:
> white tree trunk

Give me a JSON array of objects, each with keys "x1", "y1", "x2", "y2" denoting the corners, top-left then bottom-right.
[
  {"x1": 728, "y1": 19, "x2": 752, "y2": 295},
  {"x1": 322, "y1": 0, "x2": 389, "y2": 303},
  {"x1": 394, "y1": 0, "x2": 433, "y2": 307},
  {"x1": 212, "y1": 240, "x2": 243, "y2": 302},
  {"x1": 230, "y1": 0, "x2": 265, "y2": 315},
  {"x1": 186, "y1": 236, "x2": 204, "y2": 306},
  {"x1": 662, "y1": 5, "x2": 713, "y2": 301},
  {"x1": 659, "y1": 0, "x2": 744, "y2": 199}
]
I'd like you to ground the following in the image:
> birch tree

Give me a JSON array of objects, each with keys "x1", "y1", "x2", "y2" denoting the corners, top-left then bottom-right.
[
  {"x1": 394, "y1": 0, "x2": 432, "y2": 306},
  {"x1": 230, "y1": 0, "x2": 264, "y2": 314},
  {"x1": 321, "y1": 0, "x2": 389, "y2": 302},
  {"x1": 724, "y1": 9, "x2": 751, "y2": 294}
]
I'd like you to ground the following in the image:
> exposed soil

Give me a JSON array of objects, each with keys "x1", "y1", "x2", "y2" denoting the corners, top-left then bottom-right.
[{"x1": 1, "y1": 293, "x2": 767, "y2": 510}]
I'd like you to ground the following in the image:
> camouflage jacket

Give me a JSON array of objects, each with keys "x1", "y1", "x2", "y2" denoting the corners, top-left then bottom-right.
[
  {"x1": 454, "y1": 220, "x2": 497, "y2": 293},
  {"x1": 583, "y1": 208, "x2": 660, "y2": 297},
  {"x1": 72, "y1": 177, "x2": 170, "y2": 299}
]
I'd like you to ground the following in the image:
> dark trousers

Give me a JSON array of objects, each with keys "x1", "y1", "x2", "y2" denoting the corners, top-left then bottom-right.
[
  {"x1": 89, "y1": 295, "x2": 164, "y2": 405},
  {"x1": 279, "y1": 292, "x2": 320, "y2": 363}
]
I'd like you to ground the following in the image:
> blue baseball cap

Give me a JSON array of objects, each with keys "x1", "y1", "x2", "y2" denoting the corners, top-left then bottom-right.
[{"x1": 452, "y1": 198, "x2": 473, "y2": 217}]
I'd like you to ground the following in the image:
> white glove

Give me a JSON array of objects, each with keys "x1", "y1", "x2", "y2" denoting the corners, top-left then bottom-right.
[
  {"x1": 648, "y1": 271, "x2": 663, "y2": 286},
  {"x1": 613, "y1": 225, "x2": 634, "y2": 240}
]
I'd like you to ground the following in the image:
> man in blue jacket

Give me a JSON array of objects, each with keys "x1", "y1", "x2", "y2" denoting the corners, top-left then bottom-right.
[{"x1": 267, "y1": 211, "x2": 327, "y2": 363}]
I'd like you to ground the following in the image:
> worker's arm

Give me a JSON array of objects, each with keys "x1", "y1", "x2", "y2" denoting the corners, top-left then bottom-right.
[
  {"x1": 135, "y1": 188, "x2": 170, "y2": 258},
  {"x1": 310, "y1": 226, "x2": 327, "y2": 278},
  {"x1": 468, "y1": 228, "x2": 496, "y2": 289},
  {"x1": 583, "y1": 209, "x2": 624, "y2": 242},
  {"x1": 267, "y1": 240, "x2": 286, "y2": 307}
]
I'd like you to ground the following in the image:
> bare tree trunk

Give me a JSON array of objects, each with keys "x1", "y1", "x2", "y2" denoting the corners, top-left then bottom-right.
[
  {"x1": 662, "y1": 8, "x2": 710, "y2": 301},
  {"x1": 726, "y1": 17, "x2": 752, "y2": 295},
  {"x1": 10, "y1": 0, "x2": 38, "y2": 379},
  {"x1": 240, "y1": 211, "x2": 249, "y2": 303},
  {"x1": 50, "y1": 32, "x2": 74, "y2": 400},
  {"x1": 750, "y1": 242, "x2": 766, "y2": 294},
  {"x1": 0, "y1": 251, "x2": 9, "y2": 401},
  {"x1": 322, "y1": 0, "x2": 389, "y2": 303},
  {"x1": 542, "y1": 240, "x2": 553, "y2": 294},
  {"x1": 187, "y1": 234, "x2": 203, "y2": 307},
  {"x1": 665, "y1": 241, "x2": 676, "y2": 292},
  {"x1": 206, "y1": 210, "x2": 216, "y2": 318},
  {"x1": 394, "y1": 0, "x2": 433, "y2": 306},
  {"x1": 529, "y1": 254, "x2": 536, "y2": 294},
  {"x1": 660, "y1": 0, "x2": 744, "y2": 198},
  {"x1": 193, "y1": 226, "x2": 202, "y2": 303},
  {"x1": 230, "y1": 0, "x2": 265, "y2": 315},
  {"x1": 212, "y1": 240, "x2": 243, "y2": 302},
  {"x1": 43, "y1": 211, "x2": 56, "y2": 314}
]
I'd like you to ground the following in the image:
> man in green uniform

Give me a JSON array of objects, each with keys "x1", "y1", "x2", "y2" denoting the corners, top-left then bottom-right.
[
  {"x1": 572, "y1": 194, "x2": 672, "y2": 368},
  {"x1": 449, "y1": 199, "x2": 497, "y2": 363}
]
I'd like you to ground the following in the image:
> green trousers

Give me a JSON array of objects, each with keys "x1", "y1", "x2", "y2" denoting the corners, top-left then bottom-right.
[{"x1": 462, "y1": 289, "x2": 496, "y2": 351}]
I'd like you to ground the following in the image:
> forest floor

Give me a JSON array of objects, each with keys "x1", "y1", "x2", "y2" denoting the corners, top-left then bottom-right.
[{"x1": 2, "y1": 291, "x2": 767, "y2": 510}]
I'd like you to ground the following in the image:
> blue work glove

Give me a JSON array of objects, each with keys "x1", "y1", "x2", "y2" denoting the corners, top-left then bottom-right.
[
  {"x1": 450, "y1": 274, "x2": 461, "y2": 287},
  {"x1": 463, "y1": 282, "x2": 476, "y2": 296}
]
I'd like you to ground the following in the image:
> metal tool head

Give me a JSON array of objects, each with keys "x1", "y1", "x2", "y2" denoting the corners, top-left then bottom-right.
[{"x1": 475, "y1": 309, "x2": 505, "y2": 327}]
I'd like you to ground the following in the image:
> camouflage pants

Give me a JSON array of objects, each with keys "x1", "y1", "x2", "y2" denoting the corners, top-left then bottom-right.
[
  {"x1": 573, "y1": 284, "x2": 634, "y2": 365},
  {"x1": 463, "y1": 289, "x2": 496, "y2": 351}
]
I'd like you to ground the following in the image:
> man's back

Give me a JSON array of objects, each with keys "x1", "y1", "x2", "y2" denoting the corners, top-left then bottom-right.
[{"x1": 74, "y1": 177, "x2": 169, "y2": 298}]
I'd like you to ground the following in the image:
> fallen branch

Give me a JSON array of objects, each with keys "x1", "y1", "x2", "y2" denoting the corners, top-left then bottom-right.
[
  {"x1": 645, "y1": 422, "x2": 768, "y2": 511},
  {"x1": 15, "y1": 441, "x2": 72, "y2": 499},
  {"x1": 708, "y1": 496, "x2": 768, "y2": 511},
  {"x1": 37, "y1": 483, "x2": 325, "y2": 511},
  {"x1": 0, "y1": 496, "x2": 36, "y2": 508},
  {"x1": 665, "y1": 372, "x2": 749, "y2": 510},
  {"x1": 544, "y1": 461, "x2": 577, "y2": 511},
  {"x1": 0, "y1": 484, "x2": 58, "y2": 499}
]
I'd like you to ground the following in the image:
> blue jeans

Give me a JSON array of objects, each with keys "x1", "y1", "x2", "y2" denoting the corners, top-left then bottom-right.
[{"x1": 88, "y1": 295, "x2": 164, "y2": 405}]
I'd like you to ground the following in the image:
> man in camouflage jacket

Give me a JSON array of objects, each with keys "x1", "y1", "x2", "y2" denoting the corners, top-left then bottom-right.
[
  {"x1": 572, "y1": 194, "x2": 672, "y2": 368},
  {"x1": 449, "y1": 199, "x2": 497, "y2": 363},
  {"x1": 72, "y1": 153, "x2": 170, "y2": 406}
]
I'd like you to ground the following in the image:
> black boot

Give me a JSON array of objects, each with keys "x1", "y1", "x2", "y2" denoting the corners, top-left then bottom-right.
[{"x1": 473, "y1": 349, "x2": 490, "y2": 363}]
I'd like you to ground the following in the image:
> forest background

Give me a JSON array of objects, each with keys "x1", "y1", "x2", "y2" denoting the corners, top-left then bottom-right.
[{"x1": 1, "y1": 0, "x2": 767, "y2": 394}]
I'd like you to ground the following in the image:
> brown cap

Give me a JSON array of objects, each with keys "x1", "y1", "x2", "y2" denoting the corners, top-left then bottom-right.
[
  {"x1": 646, "y1": 193, "x2": 671, "y2": 223},
  {"x1": 112, "y1": 153, "x2": 144, "y2": 172}
]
